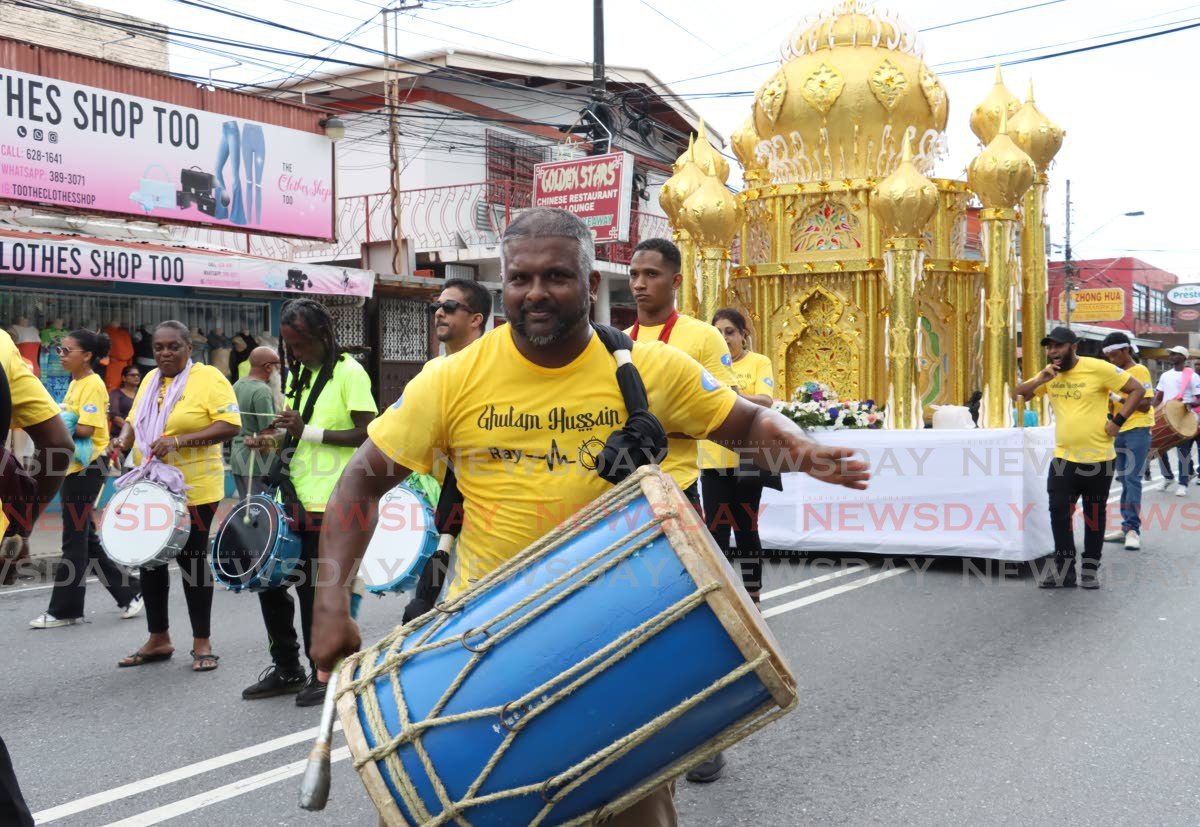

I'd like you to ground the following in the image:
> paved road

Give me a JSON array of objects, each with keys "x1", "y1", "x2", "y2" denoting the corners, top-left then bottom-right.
[{"x1": 4, "y1": 480, "x2": 1200, "y2": 826}]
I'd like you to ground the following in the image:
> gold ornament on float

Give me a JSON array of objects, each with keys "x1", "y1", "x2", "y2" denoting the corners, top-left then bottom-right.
[
  {"x1": 689, "y1": 120, "x2": 730, "y2": 184},
  {"x1": 731, "y1": 116, "x2": 764, "y2": 177},
  {"x1": 969, "y1": 66, "x2": 1020, "y2": 146},
  {"x1": 757, "y1": 72, "x2": 788, "y2": 126},
  {"x1": 801, "y1": 62, "x2": 846, "y2": 114},
  {"x1": 871, "y1": 138, "x2": 938, "y2": 238},
  {"x1": 968, "y1": 111, "x2": 1036, "y2": 209},
  {"x1": 919, "y1": 69, "x2": 948, "y2": 125},
  {"x1": 679, "y1": 177, "x2": 744, "y2": 247},
  {"x1": 869, "y1": 58, "x2": 909, "y2": 111},
  {"x1": 1007, "y1": 80, "x2": 1064, "y2": 173}
]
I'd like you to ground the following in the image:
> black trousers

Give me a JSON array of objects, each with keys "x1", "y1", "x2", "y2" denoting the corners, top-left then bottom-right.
[
  {"x1": 402, "y1": 550, "x2": 449, "y2": 623},
  {"x1": 700, "y1": 468, "x2": 765, "y2": 595},
  {"x1": 0, "y1": 736, "x2": 33, "y2": 827},
  {"x1": 1047, "y1": 459, "x2": 1115, "y2": 563},
  {"x1": 257, "y1": 519, "x2": 319, "y2": 673},
  {"x1": 47, "y1": 460, "x2": 140, "y2": 619},
  {"x1": 140, "y1": 502, "x2": 218, "y2": 639}
]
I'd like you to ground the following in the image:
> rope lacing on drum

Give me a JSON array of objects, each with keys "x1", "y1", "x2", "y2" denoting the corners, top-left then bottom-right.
[{"x1": 336, "y1": 472, "x2": 796, "y2": 827}]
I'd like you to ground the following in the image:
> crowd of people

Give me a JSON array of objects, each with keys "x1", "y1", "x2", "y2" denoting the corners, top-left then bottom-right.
[{"x1": 1, "y1": 205, "x2": 1196, "y2": 826}]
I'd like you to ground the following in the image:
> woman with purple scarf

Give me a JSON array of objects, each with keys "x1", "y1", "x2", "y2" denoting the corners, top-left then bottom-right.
[{"x1": 111, "y1": 321, "x2": 240, "y2": 672}]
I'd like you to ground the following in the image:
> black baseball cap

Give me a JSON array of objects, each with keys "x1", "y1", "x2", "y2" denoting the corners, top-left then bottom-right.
[{"x1": 1041, "y1": 326, "x2": 1078, "y2": 346}]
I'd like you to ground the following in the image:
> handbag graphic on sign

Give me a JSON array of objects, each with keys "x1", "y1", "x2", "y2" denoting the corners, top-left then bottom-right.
[{"x1": 129, "y1": 165, "x2": 177, "y2": 213}]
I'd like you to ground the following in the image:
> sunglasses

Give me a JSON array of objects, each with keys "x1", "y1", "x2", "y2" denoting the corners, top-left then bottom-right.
[
  {"x1": 55, "y1": 345, "x2": 82, "y2": 357},
  {"x1": 428, "y1": 299, "x2": 467, "y2": 315}
]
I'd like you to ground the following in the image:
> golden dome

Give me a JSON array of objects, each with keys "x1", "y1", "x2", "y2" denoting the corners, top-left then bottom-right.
[
  {"x1": 689, "y1": 120, "x2": 730, "y2": 183},
  {"x1": 679, "y1": 176, "x2": 744, "y2": 246},
  {"x1": 671, "y1": 135, "x2": 694, "y2": 174},
  {"x1": 749, "y1": 1, "x2": 947, "y2": 184},
  {"x1": 967, "y1": 112, "x2": 1036, "y2": 209},
  {"x1": 969, "y1": 66, "x2": 1021, "y2": 146},
  {"x1": 659, "y1": 159, "x2": 708, "y2": 221},
  {"x1": 731, "y1": 115, "x2": 763, "y2": 173},
  {"x1": 871, "y1": 138, "x2": 938, "y2": 238},
  {"x1": 1007, "y1": 80, "x2": 1064, "y2": 172}
]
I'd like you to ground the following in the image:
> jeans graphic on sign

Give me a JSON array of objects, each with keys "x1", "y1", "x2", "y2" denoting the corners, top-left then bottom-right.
[
  {"x1": 241, "y1": 123, "x2": 266, "y2": 225},
  {"x1": 215, "y1": 121, "x2": 247, "y2": 226}
]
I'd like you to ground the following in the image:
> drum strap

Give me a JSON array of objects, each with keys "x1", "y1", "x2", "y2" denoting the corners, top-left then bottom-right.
[
  {"x1": 266, "y1": 360, "x2": 336, "y2": 504},
  {"x1": 590, "y1": 323, "x2": 668, "y2": 485}
]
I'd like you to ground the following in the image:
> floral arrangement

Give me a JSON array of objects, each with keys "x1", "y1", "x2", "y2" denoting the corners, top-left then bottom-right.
[{"x1": 774, "y1": 381, "x2": 885, "y2": 430}]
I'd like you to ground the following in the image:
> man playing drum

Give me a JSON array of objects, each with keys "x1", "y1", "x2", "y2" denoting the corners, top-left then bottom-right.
[
  {"x1": 241, "y1": 299, "x2": 377, "y2": 706},
  {"x1": 1152, "y1": 345, "x2": 1200, "y2": 498},
  {"x1": 1100, "y1": 332, "x2": 1154, "y2": 550},
  {"x1": 311, "y1": 208, "x2": 870, "y2": 826}
]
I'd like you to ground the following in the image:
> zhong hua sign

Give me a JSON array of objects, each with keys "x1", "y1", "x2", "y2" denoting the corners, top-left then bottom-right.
[
  {"x1": 532, "y1": 152, "x2": 634, "y2": 243},
  {"x1": 0, "y1": 68, "x2": 334, "y2": 240}
]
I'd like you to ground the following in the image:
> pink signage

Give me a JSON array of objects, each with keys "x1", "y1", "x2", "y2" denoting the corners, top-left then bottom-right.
[
  {"x1": 0, "y1": 68, "x2": 334, "y2": 240},
  {"x1": 0, "y1": 230, "x2": 373, "y2": 297}
]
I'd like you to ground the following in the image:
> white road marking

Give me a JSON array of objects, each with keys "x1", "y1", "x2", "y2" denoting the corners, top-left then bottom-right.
[
  {"x1": 32, "y1": 722, "x2": 343, "y2": 824},
  {"x1": 759, "y1": 565, "x2": 868, "y2": 603},
  {"x1": 762, "y1": 567, "x2": 911, "y2": 619},
  {"x1": 0, "y1": 578, "x2": 98, "y2": 596},
  {"x1": 100, "y1": 747, "x2": 351, "y2": 827}
]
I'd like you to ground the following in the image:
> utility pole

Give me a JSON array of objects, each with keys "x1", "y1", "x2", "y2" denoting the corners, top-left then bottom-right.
[
  {"x1": 592, "y1": 0, "x2": 605, "y2": 105},
  {"x1": 384, "y1": 8, "x2": 403, "y2": 276},
  {"x1": 1064, "y1": 178, "x2": 1074, "y2": 329}
]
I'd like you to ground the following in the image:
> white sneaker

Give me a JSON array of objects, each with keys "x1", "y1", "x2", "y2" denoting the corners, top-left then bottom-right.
[
  {"x1": 29, "y1": 613, "x2": 81, "y2": 629},
  {"x1": 1177, "y1": 485, "x2": 1188, "y2": 498},
  {"x1": 120, "y1": 595, "x2": 144, "y2": 619},
  {"x1": 1124, "y1": 531, "x2": 1141, "y2": 550},
  {"x1": 1162, "y1": 478, "x2": 1175, "y2": 491},
  {"x1": 1104, "y1": 530, "x2": 1125, "y2": 543}
]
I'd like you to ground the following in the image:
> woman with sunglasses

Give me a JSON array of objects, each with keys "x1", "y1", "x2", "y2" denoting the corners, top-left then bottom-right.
[
  {"x1": 108, "y1": 364, "x2": 141, "y2": 440},
  {"x1": 112, "y1": 321, "x2": 241, "y2": 672},
  {"x1": 30, "y1": 330, "x2": 143, "y2": 629},
  {"x1": 699, "y1": 308, "x2": 780, "y2": 605}
]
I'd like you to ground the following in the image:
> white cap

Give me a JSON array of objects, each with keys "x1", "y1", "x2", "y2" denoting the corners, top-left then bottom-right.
[{"x1": 1169, "y1": 345, "x2": 1190, "y2": 356}]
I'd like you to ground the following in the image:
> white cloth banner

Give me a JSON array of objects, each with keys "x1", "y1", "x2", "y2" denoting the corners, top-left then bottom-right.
[{"x1": 757, "y1": 427, "x2": 1057, "y2": 561}]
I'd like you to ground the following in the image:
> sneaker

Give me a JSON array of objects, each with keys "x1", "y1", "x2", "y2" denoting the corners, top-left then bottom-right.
[
  {"x1": 1124, "y1": 531, "x2": 1141, "y2": 551},
  {"x1": 1036, "y1": 555, "x2": 1077, "y2": 589},
  {"x1": 29, "y1": 613, "x2": 82, "y2": 629},
  {"x1": 686, "y1": 751, "x2": 726, "y2": 784},
  {"x1": 295, "y1": 673, "x2": 328, "y2": 708},
  {"x1": 1177, "y1": 485, "x2": 1188, "y2": 498},
  {"x1": 1080, "y1": 564, "x2": 1101, "y2": 590},
  {"x1": 1103, "y1": 530, "x2": 1124, "y2": 543},
  {"x1": 120, "y1": 595, "x2": 144, "y2": 619},
  {"x1": 1162, "y1": 478, "x2": 1176, "y2": 491},
  {"x1": 242, "y1": 665, "x2": 306, "y2": 700}
]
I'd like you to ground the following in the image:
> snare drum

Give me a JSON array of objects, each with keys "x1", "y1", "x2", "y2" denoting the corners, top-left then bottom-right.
[
  {"x1": 336, "y1": 466, "x2": 797, "y2": 826},
  {"x1": 1150, "y1": 400, "x2": 1199, "y2": 458},
  {"x1": 99, "y1": 481, "x2": 190, "y2": 569},
  {"x1": 359, "y1": 482, "x2": 440, "y2": 594},
  {"x1": 210, "y1": 494, "x2": 301, "y2": 592}
]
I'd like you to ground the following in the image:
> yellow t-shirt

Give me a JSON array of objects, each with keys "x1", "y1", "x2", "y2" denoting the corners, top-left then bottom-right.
[
  {"x1": 62, "y1": 373, "x2": 110, "y2": 474},
  {"x1": 626, "y1": 314, "x2": 736, "y2": 490},
  {"x1": 130, "y1": 364, "x2": 241, "y2": 505},
  {"x1": 0, "y1": 329, "x2": 59, "y2": 430},
  {"x1": 1110, "y1": 362, "x2": 1154, "y2": 433},
  {"x1": 700, "y1": 351, "x2": 777, "y2": 470},
  {"x1": 367, "y1": 325, "x2": 738, "y2": 597},
  {"x1": 1033, "y1": 356, "x2": 1132, "y2": 462}
]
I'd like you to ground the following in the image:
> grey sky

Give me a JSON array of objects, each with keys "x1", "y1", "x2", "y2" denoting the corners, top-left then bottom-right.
[{"x1": 81, "y1": 0, "x2": 1198, "y2": 280}]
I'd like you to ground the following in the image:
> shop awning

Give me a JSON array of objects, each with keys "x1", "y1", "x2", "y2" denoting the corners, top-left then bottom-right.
[
  {"x1": 1062, "y1": 322, "x2": 1159, "y2": 350},
  {"x1": 0, "y1": 226, "x2": 373, "y2": 298}
]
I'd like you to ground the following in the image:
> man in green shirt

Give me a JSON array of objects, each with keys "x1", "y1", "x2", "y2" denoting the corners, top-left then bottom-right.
[{"x1": 231, "y1": 347, "x2": 280, "y2": 497}]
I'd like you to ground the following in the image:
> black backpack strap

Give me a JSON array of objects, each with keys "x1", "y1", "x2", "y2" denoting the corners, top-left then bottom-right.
[
  {"x1": 590, "y1": 323, "x2": 668, "y2": 485},
  {"x1": 265, "y1": 359, "x2": 337, "y2": 493}
]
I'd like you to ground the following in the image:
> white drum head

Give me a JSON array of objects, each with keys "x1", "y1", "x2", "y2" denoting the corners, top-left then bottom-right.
[
  {"x1": 101, "y1": 483, "x2": 186, "y2": 567},
  {"x1": 360, "y1": 485, "x2": 433, "y2": 590}
]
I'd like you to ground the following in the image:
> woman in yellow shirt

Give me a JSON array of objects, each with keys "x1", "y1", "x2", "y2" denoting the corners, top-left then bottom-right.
[
  {"x1": 113, "y1": 321, "x2": 240, "y2": 672},
  {"x1": 700, "y1": 309, "x2": 779, "y2": 604},
  {"x1": 31, "y1": 329, "x2": 143, "y2": 629}
]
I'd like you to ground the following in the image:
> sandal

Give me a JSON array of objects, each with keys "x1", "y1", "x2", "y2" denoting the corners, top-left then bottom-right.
[
  {"x1": 191, "y1": 650, "x2": 220, "y2": 672},
  {"x1": 118, "y1": 649, "x2": 174, "y2": 668}
]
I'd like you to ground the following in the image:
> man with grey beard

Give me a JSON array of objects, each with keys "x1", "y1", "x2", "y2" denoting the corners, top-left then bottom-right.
[{"x1": 231, "y1": 345, "x2": 281, "y2": 498}]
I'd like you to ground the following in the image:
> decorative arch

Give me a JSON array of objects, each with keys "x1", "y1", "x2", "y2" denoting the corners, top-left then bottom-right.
[{"x1": 772, "y1": 284, "x2": 860, "y2": 400}]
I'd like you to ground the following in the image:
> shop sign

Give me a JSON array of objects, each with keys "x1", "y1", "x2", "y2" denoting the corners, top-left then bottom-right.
[
  {"x1": 532, "y1": 151, "x2": 634, "y2": 243},
  {"x1": 0, "y1": 68, "x2": 334, "y2": 239},
  {"x1": 0, "y1": 232, "x2": 372, "y2": 297}
]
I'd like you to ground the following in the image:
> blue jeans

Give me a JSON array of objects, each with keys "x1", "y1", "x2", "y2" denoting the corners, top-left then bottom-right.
[
  {"x1": 1115, "y1": 427, "x2": 1151, "y2": 533},
  {"x1": 214, "y1": 121, "x2": 247, "y2": 225}
]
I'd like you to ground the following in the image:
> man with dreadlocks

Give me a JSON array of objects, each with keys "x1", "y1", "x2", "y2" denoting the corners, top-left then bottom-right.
[{"x1": 241, "y1": 298, "x2": 378, "y2": 707}]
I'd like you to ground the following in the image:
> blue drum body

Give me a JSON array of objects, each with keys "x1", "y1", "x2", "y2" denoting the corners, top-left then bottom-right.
[
  {"x1": 339, "y1": 468, "x2": 795, "y2": 826},
  {"x1": 209, "y1": 494, "x2": 301, "y2": 592}
]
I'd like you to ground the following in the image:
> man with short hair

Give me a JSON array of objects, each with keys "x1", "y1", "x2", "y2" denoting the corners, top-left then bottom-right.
[
  {"x1": 231, "y1": 346, "x2": 281, "y2": 499},
  {"x1": 433, "y1": 278, "x2": 492, "y2": 355},
  {"x1": 311, "y1": 207, "x2": 869, "y2": 827},
  {"x1": 1152, "y1": 345, "x2": 1200, "y2": 497},
  {"x1": 1100, "y1": 332, "x2": 1153, "y2": 550},
  {"x1": 1015, "y1": 327, "x2": 1146, "y2": 589}
]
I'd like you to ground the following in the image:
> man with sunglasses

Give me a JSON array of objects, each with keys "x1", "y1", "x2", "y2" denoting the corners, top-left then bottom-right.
[
  {"x1": 401, "y1": 279, "x2": 494, "y2": 622},
  {"x1": 231, "y1": 346, "x2": 282, "y2": 499},
  {"x1": 431, "y1": 278, "x2": 492, "y2": 357}
]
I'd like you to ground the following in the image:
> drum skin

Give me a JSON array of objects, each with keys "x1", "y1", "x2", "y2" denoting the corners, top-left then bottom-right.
[
  {"x1": 345, "y1": 477, "x2": 790, "y2": 826},
  {"x1": 210, "y1": 494, "x2": 301, "y2": 592},
  {"x1": 360, "y1": 484, "x2": 439, "y2": 594},
  {"x1": 99, "y1": 481, "x2": 190, "y2": 568},
  {"x1": 1151, "y1": 400, "x2": 1199, "y2": 458}
]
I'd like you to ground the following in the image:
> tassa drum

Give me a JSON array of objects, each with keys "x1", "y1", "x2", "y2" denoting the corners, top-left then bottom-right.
[
  {"x1": 99, "y1": 481, "x2": 190, "y2": 569},
  {"x1": 335, "y1": 466, "x2": 797, "y2": 826},
  {"x1": 358, "y1": 482, "x2": 440, "y2": 595},
  {"x1": 1150, "y1": 400, "x2": 1198, "y2": 458},
  {"x1": 209, "y1": 494, "x2": 301, "y2": 592}
]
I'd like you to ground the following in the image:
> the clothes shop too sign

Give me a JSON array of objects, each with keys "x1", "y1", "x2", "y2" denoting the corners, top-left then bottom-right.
[
  {"x1": 532, "y1": 152, "x2": 634, "y2": 243},
  {"x1": 0, "y1": 69, "x2": 334, "y2": 240}
]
